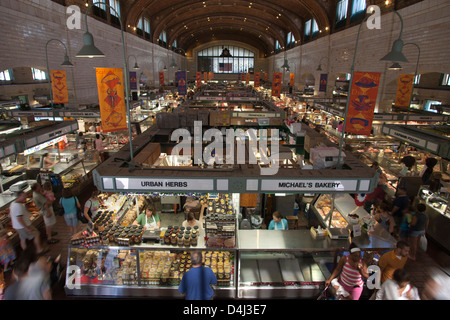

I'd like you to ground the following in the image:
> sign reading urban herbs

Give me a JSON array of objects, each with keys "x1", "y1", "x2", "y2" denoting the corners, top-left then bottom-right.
[{"x1": 115, "y1": 178, "x2": 214, "y2": 191}]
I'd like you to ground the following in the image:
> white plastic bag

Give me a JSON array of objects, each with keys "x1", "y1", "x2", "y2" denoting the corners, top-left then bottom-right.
[{"x1": 419, "y1": 234, "x2": 428, "y2": 252}]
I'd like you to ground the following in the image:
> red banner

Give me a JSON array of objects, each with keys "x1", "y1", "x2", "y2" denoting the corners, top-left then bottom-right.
[
  {"x1": 159, "y1": 72, "x2": 164, "y2": 86},
  {"x1": 272, "y1": 72, "x2": 282, "y2": 97},
  {"x1": 209, "y1": 72, "x2": 214, "y2": 81},
  {"x1": 96, "y1": 68, "x2": 127, "y2": 133},
  {"x1": 254, "y1": 72, "x2": 260, "y2": 88},
  {"x1": 50, "y1": 70, "x2": 68, "y2": 103},
  {"x1": 289, "y1": 73, "x2": 295, "y2": 87},
  {"x1": 345, "y1": 71, "x2": 381, "y2": 136},
  {"x1": 196, "y1": 72, "x2": 202, "y2": 87},
  {"x1": 204, "y1": 72, "x2": 208, "y2": 84},
  {"x1": 246, "y1": 73, "x2": 250, "y2": 84},
  {"x1": 394, "y1": 74, "x2": 414, "y2": 108},
  {"x1": 264, "y1": 73, "x2": 268, "y2": 82}
]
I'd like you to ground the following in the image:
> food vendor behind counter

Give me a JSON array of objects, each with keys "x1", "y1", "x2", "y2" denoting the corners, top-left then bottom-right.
[
  {"x1": 268, "y1": 211, "x2": 288, "y2": 230},
  {"x1": 133, "y1": 201, "x2": 161, "y2": 230}
]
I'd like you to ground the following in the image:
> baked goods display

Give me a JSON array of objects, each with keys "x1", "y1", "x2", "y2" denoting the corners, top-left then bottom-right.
[
  {"x1": 69, "y1": 249, "x2": 233, "y2": 287},
  {"x1": 204, "y1": 194, "x2": 236, "y2": 248},
  {"x1": 314, "y1": 195, "x2": 348, "y2": 229}
]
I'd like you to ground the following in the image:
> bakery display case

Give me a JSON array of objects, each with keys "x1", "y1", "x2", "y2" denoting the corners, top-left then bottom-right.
[{"x1": 417, "y1": 186, "x2": 450, "y2": 252}]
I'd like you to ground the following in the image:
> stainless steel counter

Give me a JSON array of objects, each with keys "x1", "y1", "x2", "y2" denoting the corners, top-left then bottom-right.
[{"x1": 237, "y1": 228, "x2": 395, "y2": 252}]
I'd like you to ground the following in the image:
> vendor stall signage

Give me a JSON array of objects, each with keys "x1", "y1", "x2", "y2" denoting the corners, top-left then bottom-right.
[
  {"x1": 95, "y1": 68, "x2": 128, "y2": 133},
  {"x1": 345, "y1": 71, "x2": 381, "y2": 136},
  {"x1": 50, "y1": 70, "x2": 69, "y2": 103},
  {"x1": 261, "y1": 179, "x2": 359, "y2": 192},
  {"x1": 388, "y1": 128, "x2": 427, "y2": 148},
  {"x1": 115, "y1": 178, "x2": 214, "y2": 191}
]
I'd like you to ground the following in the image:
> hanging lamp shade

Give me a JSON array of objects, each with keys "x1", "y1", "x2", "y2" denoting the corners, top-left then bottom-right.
[
  {"x1": 281, "y1": 59, "x2": 290, "y2": 70},
  {"x1": 170, "y1": 57, "x2": 177, "y2": 68},
  {"x1": 61, "y1": 55, "x2": 74, "y2": 66},
  {"x1": 133, "y1": 62, "x2": 140, "y2": 70},
  {"x1": 380, "y1": 39, "x2": 409, "y2": 63},
  {"x1": 388, "y1": 62, "x2": 402, "y2": 70},
  {"x1": 76, "y1": 31, "x2": 105, "y2": 58},
  {"x1": 316, "y1": 64, "x2": 322, "y2": 71}
]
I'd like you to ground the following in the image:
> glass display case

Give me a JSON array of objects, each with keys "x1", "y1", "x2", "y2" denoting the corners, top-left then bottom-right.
[{"x1": 416, "y1": 186, "x2": 450, "y2": 252}]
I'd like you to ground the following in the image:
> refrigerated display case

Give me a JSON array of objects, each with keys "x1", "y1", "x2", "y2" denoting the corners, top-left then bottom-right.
[{"x1": 417, "y1": 186, "x2": 450, "y2": 252}]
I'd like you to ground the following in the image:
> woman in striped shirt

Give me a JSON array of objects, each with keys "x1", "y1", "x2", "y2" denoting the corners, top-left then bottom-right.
[{"x1": 325, "y1": 246, "x2": 369, "y2": 300}]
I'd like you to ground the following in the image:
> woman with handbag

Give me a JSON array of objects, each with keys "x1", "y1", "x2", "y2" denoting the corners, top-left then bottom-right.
[
  {"x1": 408, "y1": 203, "x2": 429, "y2": 260},
  {"x1": 59, "y1": 188, "x2": 81, "y2": 236}
]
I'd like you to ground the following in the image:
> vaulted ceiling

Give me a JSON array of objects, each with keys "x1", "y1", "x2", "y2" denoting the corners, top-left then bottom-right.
[{"x1": 122, "y1": 0, "x2": 332, "y2": 56}]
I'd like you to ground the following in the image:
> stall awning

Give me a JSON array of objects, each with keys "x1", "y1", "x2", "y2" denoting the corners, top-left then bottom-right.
[{"x1": 382, "y1": 124, "x2": 450, "y2": 159}]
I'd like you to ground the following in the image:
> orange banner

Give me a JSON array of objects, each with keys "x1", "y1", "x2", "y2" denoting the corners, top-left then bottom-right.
[
  {"x1": 394, "y1": 74, "x2": 414, "y2": 108},
  {"x1": 272, "y1": 72, "x2": 282, "y2": 97},
  {"x1": 209, "y1": 72, "x2": 214, "y2": 81},
  {"x1": 289, "y1": 73, "x2": 295, "y2": 87},
  {"x1": 264, "y1": 73, "x2": 268, "y2": 82},
  {"x1": 204, "y1": 72, "x2": 208, "y2": 83},
  {"x1": 345, "y1": 71, "x2": 381, "y2": 136},
  {"x1": 96, "y1": 68, "x2": 128, "y2": 133},
  {"x1": 159, "y1": 72, "x2": 164, "y2": 86},
  {"x1": 50, "y1": 70, "x2": 68, "y2": 104},
  {"x1": 254, "y1": 72, "x2": 260, "y2": 88},
  {"x1": 196, "y1": 72, "x2": 202, "y2": 87},
  {"x1": 246, "y1": 73, "x2": 250, "y2": 84}
]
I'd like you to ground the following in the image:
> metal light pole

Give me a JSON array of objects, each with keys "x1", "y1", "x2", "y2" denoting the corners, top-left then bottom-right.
[
  {"x1": 76, "y1": 1, "x2": 135, "y2": 168},
  {"x1": 336, "y1": 8, "x2": 408, "y2": 169}
]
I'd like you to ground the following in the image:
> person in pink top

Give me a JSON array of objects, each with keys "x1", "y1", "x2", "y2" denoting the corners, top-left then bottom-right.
[{"x1": 325, "y1": 245, "x2": 370, "y2": 300}]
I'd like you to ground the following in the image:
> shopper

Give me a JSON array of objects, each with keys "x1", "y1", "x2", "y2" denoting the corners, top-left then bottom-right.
[
  {"x1": 76, "y1": 132, "x2": 86, "y2": 149},
  {"x1": 182, "y1": 211, "x2": 202, "y2": 229},
  {"x1": 4, "y1": 248, "x2": 52, "y2": 300},
  {"x1": 59, "y1": 188, "x2": 81, "y2": 236},
  {"x1": 378, "y1": 240, "x2": 410, "y2": 284},
  {"x1": 399, "y1": 155, "x2": 415, "y2": 176},
  {"x1": 422, "y1": 268, "x2": 450, "y2": 300},
  {"x1": 178, "y1": 251, "x2": 217, "y2": 300},
  {"x1": 421, "y1": 157, "x2": 438, "y2": 185},
  {"x1": 95, "y1": 134, "x2": 105, "y2": 162},
  {"x1": 390, "y1": 186, "x2": 409, "y2": 236},
  {"x1": 3, "y1": 248, "x2": 34, "y2": 300},
  {"x1": 408, "y1": 203, "x2": 429, "y2": 260},
  {"x1": 363, "y1": 174, "x2": 386, "y2": 214},
  {"x1": 325, "y1": 244, "x2": 369, "y2": 300},
  {"x1": 0, "y1": 229, "x2": 16, "y2": 272},
  {"x1": 373, "y1": 201, "x2": 395, "y2": 236},
  {"x1": 376, "y1": 268, "x2": 420, "y2": 300},
  {"x1": 133, "y1": 202, "x2": 161, "y2": 230},
  {"x1": 83, "y1": 188, "x2": 102, "y2": 223},
  {"x1": 10, "y1": 191, "x2": 44, "y2": 254},
  {"x1": 268, "y1": 211, "x2": 288, "y2": 230},
  {"x1": 42, "y1": 153, "x2": 55, "y2": 169},
  {"x1": 31, "y1": 183, "x2": 58, "y2": 244},
  {"x1": 399, "y1": 205, "x2": 415, "y2": 242}
]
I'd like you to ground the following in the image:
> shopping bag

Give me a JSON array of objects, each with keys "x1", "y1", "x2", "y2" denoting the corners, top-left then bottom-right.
[{"x1": 419, "y1": 234, "x2": 428, "y2": 252}]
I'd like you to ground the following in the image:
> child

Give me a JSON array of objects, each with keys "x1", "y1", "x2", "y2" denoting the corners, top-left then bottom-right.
[
  {"x1": 43, "y1": 181, "x2": 55, "y2": 203},
  {"x1": 399, "y1": 205, "x2": 415, "y2": 242}
]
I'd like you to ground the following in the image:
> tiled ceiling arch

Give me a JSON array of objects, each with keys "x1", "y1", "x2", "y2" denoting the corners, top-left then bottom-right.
[{"x1": 125, "y1": 0, "x2": 330, "y2": 54}]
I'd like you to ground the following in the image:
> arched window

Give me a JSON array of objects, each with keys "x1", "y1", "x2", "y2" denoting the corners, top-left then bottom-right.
[{"x1": 197, "y1": 46, "x2": 255, "y2": 74}]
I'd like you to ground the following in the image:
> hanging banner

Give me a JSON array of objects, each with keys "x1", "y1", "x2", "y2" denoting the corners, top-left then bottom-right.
[
  {"x1": 345, "y1": 71, "x2": 381, "y2": 136},
  {"x1": 319, "y1": 73, "x2": 328, "y2": 92},
  {"x1": 209, "y1": 72, "x2": 214, "y2": 81},
  {"x1": 394, "y1": 74, "x2": 414, "y2": 108},
  {"x1": 204, "y1": 72, "x2": 208, "y2": 83},
  {"x1": 196, "y1": 72, "x2": 202, "y2": 87},
  {"x1": 289, "y1": 73, "x2": 295, "y2": 87},
  {"x1": 272, "y1": 72, "x2": 282, "y2": 97},
  {"x1": 246, "y1": 73, "x2": 250, "y2": 84},
  {"x1": 176, "y1": 71, "x2": 187, "y2": 96},
  {"x1": 254, "y1": 72, "x2": 260, "y2": 88},
  {"x1": 241, "y1": 73, "x2": 245, "y2": 81},
  {"x1": 129, "y1": 71, "x2": 137, "y2": 90},
  {"x1": 264, "y1": 72, "x2": 268, "y2": 82},
  {"x1": 159, "y1": 72, "x2": 165, "y2": 86},
  {"x1": 95, "y1": 68, "x2": 128, "y2": 133},
  {"x1": 50, "y1": 70, "x2": 68, "y2": 104}
]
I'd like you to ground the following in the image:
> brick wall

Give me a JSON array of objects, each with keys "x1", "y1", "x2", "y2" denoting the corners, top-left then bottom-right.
[{"x1": 0, "y1": 0, "x2": 449, "y2": 110}]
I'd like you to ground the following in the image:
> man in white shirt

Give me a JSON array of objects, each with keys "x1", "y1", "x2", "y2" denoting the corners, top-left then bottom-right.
[{"x1": 10, "y1": 191, "x2": 44, "y2": 254}]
